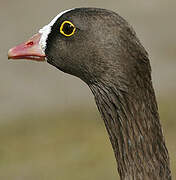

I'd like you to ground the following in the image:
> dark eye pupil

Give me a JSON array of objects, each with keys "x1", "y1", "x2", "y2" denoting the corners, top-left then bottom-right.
[{"x1": 63, "y1": 23, "x2": 74, "y2": 35}]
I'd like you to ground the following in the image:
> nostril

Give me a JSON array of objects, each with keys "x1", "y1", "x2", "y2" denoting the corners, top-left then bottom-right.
[{"x1": 26, "y1": 41, "x2": 34, "y2": 46}]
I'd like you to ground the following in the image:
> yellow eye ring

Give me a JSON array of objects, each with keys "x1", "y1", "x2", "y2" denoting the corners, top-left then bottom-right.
[{"x1": 60, "y1": 21, "x2": 76, "y2": 37}]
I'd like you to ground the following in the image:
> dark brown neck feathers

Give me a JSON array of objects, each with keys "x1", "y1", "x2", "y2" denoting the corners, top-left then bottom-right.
[{"x1": 89, "y1": 81, "x2": 171, "y2": 180}]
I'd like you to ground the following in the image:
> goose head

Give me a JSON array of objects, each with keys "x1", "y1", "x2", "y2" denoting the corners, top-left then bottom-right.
[{"x1": 8, "y1": 8, "x2": 149, "y2": 86}]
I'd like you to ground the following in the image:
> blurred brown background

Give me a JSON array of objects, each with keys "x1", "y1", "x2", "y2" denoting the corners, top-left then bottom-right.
[{"x1": 1, "y1": 0, "x2": 176, "y2": 179}]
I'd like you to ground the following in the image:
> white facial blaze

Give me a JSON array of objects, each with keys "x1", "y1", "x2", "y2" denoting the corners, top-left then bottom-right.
[{"x1": 39, "y1": 9, "x2": 74, "y2": 53}]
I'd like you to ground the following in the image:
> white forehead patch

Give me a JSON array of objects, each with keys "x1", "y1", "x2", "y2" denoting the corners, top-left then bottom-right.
[{"x1": 39, "y1": 9, "x2": 74, "y2": 53}]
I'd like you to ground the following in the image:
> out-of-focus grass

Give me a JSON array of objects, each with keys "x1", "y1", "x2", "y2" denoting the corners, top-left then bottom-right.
[
  {"x1": 0, "y1": 107, "x2": 117, "y2": 180},
  {"x1": 158, "y1": 97, "x2": 176, "y2": 178},
  {"x1": 0, "y1": 99, "x2": 175, "y2": 180}
]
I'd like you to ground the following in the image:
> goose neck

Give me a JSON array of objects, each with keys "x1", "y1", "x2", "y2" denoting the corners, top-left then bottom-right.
[{"x1": 89, "y1": 82, "x2": 171, "y2": 180}]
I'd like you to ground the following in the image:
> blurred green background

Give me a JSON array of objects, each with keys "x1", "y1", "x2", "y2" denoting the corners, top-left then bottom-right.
[{"x1": 1, "y1": 0, "x2": 176, "y2": 179}]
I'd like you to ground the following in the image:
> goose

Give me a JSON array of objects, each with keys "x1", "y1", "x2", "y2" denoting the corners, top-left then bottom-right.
[{"x1": 8, "y1": 8, "x2": 172, "y2": 180}]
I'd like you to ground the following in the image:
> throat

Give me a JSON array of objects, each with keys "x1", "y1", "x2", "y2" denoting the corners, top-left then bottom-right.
[{"x1": 89, "y1": 82, "x2": 171, "y2": 180}]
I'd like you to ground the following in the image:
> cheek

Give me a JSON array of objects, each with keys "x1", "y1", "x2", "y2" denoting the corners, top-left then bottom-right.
[{"x1": 45, "y1": 41, "x2": 75, "y2": 74}]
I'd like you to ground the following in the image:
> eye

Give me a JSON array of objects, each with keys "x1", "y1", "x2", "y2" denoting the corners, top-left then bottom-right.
[{"x1": 60, "y1": 21, "x2": 76, "y2": 37}]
